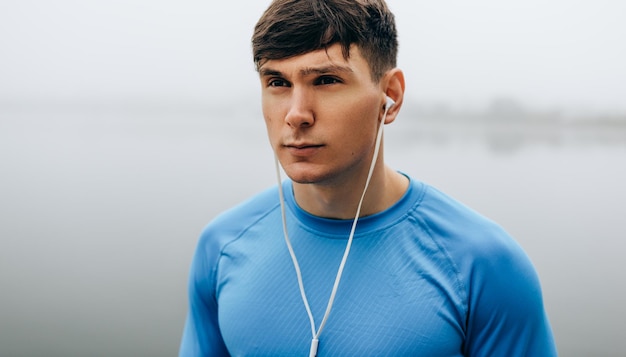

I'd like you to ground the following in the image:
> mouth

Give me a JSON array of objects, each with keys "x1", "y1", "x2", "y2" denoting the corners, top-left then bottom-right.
[{"x1": 283, "y1": 143, "x2": 324, "y2": 157}]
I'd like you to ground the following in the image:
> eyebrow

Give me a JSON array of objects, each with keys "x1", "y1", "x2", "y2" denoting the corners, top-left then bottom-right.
[{"x1": 259, "y1": 64, "x2": 354, "y2": 78}]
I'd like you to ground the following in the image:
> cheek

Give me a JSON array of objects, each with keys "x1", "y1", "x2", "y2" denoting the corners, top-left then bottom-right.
[
  {"x1": 344, "y1": 96, "x2": 381, "y2": 131},
  {"x1": 261, "y1": 109, "x2": 281, "y2": 149},
  {"x1": 262, "y1": 95, "x2": 288, "y2": 132},
  {"x1": 262, "y1": 113, "x2": 277, "y2": 145},
  {"x1": 261, "y1": 99, "x2": 278, "y2": 129}
]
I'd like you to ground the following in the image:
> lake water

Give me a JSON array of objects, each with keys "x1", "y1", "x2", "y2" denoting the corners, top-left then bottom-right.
[{"x1": 1, "y1": 104, "x2": 625, "y2": 356}]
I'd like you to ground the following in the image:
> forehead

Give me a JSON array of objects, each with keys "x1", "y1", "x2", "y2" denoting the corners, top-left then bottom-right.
[{"x1": 258, "y1": 44, "x2": 371, "y2": 77}]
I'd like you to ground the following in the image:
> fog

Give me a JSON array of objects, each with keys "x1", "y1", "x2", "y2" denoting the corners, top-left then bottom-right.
[{"x1": 2, "y1": 0, "x2": 625, "y2": 113}]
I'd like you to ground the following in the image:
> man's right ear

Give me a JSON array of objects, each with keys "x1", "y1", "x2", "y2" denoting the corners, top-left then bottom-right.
[{"x1": 382, "y1": 68, "x2": 405, "y2": 124}]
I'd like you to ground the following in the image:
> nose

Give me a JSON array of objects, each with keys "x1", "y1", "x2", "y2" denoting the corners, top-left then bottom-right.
[{"x1": 284, "y1": 90, "x2": 314, "y2": 128}]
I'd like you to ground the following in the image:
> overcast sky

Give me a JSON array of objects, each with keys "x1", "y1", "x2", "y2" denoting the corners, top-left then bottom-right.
[{"x1": 1, "y1": 0, "x2": 625, "y2": 113}]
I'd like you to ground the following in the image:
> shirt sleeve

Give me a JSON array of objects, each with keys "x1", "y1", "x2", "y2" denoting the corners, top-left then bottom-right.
[
  {"x1": 462, "y1": 230, "x2": 557, "y2": 356},
  {"x1": 179, "y1": 231, "x2": 230, "y2": 357}
]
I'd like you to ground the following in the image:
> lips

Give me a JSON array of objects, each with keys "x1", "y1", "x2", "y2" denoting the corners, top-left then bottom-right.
[
  {"x1": 283, "y1": 142, "x2": 324, "y2": 156},
  {"x1": 287, "y1": 143, "x2": 321, "y2": 149}
]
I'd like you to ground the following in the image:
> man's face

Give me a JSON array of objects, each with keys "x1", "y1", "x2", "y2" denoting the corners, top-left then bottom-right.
[{"x1": 259, "y1": 44, "x2": 384, "y2": 186}]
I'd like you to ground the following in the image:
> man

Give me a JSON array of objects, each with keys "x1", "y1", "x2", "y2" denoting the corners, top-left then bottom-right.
[{"x1": 180, "y1": 0, "x2": 557, "y2": 356}]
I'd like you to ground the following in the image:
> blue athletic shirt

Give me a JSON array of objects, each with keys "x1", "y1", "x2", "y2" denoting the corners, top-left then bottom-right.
[{"x1": 180, "y1": 177, "x2": 557, "y2": 356}]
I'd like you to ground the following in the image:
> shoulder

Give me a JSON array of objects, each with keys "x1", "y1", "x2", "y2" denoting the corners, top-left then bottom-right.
[
  {"x1": 189, "y1": 185, "x2": 279, "y2": 284},
  {"x1": 414, "y1": 183, "x2": 506, "y2": 240},
  {"x1": 196, "y1": 185, "x2": 280, "y2": 255},
  {"x1": 408, "y1": 180, "x2": 541, "y2": 312},
  {"x1": 410, "y1": 182, "x2": 520, "y2": 261},
  {"x1": 408, "y1": 181, "x2": 555, "y2": 355},
  {"x1": 181, "y1": 187, "x2": 281, "y2": 357},
  {"x1": 187, "y1": 185, "x2": 280, "y2": 300},
  {"x1": 416, "y1": 181, "x2": 537, "y2": 283}
]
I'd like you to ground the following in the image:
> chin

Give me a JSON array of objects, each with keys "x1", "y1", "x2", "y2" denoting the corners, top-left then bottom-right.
[
  {"x1": 283, "y1": 171, "x2": 323, "y2": 185},
  {"x1": 282, "y1": 164, "x2": 332, "y2": 185}
]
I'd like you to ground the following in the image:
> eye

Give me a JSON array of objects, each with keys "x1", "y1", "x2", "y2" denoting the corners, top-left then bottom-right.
[
  {"x1": 268, "y1": 78, "x2": 290, "y2": 87},
  {"x1": 315, "y1": 76, "x2": 341, "y2": 85}
]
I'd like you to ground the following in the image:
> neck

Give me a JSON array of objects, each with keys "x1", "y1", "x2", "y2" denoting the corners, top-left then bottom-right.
[{"x1": 292, "y1": 165, "x2": 408, "y2": 220}]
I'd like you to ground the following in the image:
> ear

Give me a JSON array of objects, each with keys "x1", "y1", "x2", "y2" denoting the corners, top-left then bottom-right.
[{"x1": 380, "y1": 68, "x2": 405, "y2": 124}]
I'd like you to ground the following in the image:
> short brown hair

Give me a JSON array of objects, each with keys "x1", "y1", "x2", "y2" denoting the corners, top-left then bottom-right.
[{"x1": 252, "y1": 0, "x2": 398, "y2": 82}]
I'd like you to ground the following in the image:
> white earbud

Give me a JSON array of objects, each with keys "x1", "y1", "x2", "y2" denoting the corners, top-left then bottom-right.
[{"x1": 385, "y1": 96, "x2": 395, "y2": 109}]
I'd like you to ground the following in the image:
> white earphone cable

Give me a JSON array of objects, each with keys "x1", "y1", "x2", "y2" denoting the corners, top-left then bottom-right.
[{"x1": 275, "y1": 100, "x2": 392, "y2": 357}]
